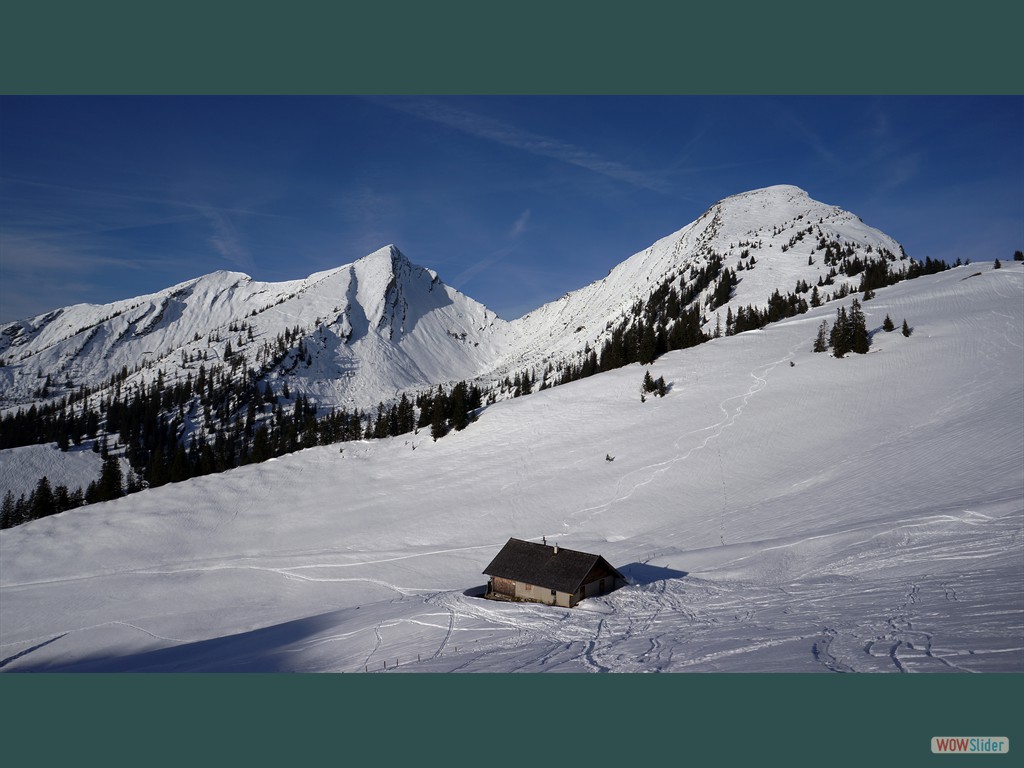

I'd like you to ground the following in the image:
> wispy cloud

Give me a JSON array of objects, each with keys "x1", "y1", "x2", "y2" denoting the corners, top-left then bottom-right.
[
  {"x1": 0, "y1": 211, "x2": 199, "y2": 245},
  {"x1": 450, "y1": 244, "x2": 517, "y2": 291},
  {"x1": 766, "y1": 100, "x2": 840, "y2": 167},
  {"x1": 0, "y1": 174, "x2": 276, "y2": 304},
  {"x1": 863, "y1": 104, "x2": 924, "y2": 191},
  {"x1": 376, "y1": 98, "x2": 674, "y2": 194},
  {"x1": 449, "y1": 209, "x2": 534, "y2": 291},
  {"x1": 508, "y1": 209, "x2": 530, "y2": 239},
  {"x1": 879, "y1": 151, "x2": 923, "y2": 191},
  {"x1": 330, "y1": 186, "x2": 406, "y2": 257},
  {"x1": 0, "y1": 235, "x2": 179, "y2": 322},
  {"x1": 1, "y1": 238, "x2": 141, "y2": 275},
  {"x1": 197, "y1": 207, "x2": 255, "y2": 272},
  {"x1": 336, "y1": 186, "x2": 401, "y2": 227},
  {"x1": 0, "y1": 175, "x2": 289, "y2": 221}
]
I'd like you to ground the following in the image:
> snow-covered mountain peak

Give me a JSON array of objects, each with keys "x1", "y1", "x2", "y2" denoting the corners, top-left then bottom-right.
[
  {"x1": 722, "y1": 183, "x2": 809, "y2": 201},
  {"x1": 0, "y1": 241, "x2": 507, "y2": 412},
  {"x1": 349, "y1": 243, "x2": 405, "y2": 276},
  {"x1": 487, "y1": 185, "x2": 907, "y2": 380},
  {"x1": 700, "y1": 184, "x2": 849, "y2": 240},
  {"x1": 2, "y1": 185, "x2": 916, "y2": 415}
]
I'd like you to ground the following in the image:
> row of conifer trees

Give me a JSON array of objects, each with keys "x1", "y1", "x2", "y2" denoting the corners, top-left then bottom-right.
[{"x1": 0, "y1": 363, "x2": 486, "y2": 527}]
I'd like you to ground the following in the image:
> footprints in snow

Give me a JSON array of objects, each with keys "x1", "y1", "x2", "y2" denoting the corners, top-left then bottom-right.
[{"x1": 815, "y1": 581, "x2": 974, "y2": 673}]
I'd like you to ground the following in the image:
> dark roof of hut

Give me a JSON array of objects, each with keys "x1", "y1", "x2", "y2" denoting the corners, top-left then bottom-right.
[{"x1": 483, "y1": 538, "x2": 623, "y2": 594}]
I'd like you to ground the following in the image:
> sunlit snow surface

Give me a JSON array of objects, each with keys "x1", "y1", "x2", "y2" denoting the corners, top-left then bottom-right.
[{"x1": 1, "y1": 264, "x2": 1021, "y2": 672}]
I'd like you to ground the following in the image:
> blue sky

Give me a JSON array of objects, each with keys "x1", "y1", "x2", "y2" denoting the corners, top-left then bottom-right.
[{"x1": 1, "y1": 96, "x2": 1021, "y2": 324}]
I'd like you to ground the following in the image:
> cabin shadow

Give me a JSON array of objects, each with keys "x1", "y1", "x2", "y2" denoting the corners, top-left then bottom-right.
[
  {"x1": 465, "y1": 562, "x2": 688, "y2": 600},
  {"x1": 619, "y1": 562, "x2": 688, "y2": 587}
]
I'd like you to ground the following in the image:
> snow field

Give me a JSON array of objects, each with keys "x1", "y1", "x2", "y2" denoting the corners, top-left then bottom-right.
[{"x1": 1, "y1": 263, "x2": 1021, "y2": 672}]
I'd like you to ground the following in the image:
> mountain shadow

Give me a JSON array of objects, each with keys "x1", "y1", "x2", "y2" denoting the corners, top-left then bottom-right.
[{"x1": 4, "y1": 609, "x2": 356, "y2": 673}]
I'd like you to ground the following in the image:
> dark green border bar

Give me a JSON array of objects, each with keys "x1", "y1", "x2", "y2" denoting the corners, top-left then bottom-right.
[
  {"x1": 3, "y1": 3, "x2": 1022, "y2": 768},
  {"x1": 3, "y1": 673, "x2": 1022, "y2": 766},
  {"x1": 1, "y1": 1, "x2": 1021, "y2": 94}
]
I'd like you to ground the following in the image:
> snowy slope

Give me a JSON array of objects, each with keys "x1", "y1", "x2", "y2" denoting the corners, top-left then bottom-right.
[
  {"x1": 0, "y1": 444, "x2": 132, "y2": 500},
  {"x1": 2, "y1": 262, "x2": 1020, "y2": 673}
]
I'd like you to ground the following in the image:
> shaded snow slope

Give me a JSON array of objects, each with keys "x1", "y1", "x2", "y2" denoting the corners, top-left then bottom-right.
[{"x1": 2, "y1": 263, "x2": 1021, "y2": 672}]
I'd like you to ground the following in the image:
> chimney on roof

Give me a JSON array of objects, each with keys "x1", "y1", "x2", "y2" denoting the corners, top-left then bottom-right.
[
  {"x1": 553, "y1": 543, "x2": 559, "y2": 554},
  {"x1": 542, "y1": 536, "x2": 546, "y2": 545}
]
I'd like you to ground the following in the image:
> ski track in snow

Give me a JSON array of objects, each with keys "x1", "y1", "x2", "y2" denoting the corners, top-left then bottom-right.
[{"x1": 569, "y1": 337, "x2": 804, "y2": 530}]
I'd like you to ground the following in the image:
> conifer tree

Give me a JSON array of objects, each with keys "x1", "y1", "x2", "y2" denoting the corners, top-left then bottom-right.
[
  {"x1": 397, "y1": 393, "x2": 415, "y2": 435},
  {"x1": 30, "y1": 476, "x2": 56, "y2": 520},
  {"x1": 642, "y1": 370, "x2": 656, "y2": 394},
  {"x1": 830, "y1": 307, "x2": 850, "y2": 357},
  {"x1": 450, "y1": 382, "x2": 468, "y2": 432},
  {"x1": 711, "y1": 268, "x2": 737, "y2": 309},
  {"x1": 416, "y1": 392, "x2": 434, "y2": 430},
  {"x1": 125, "y1": 471, "x2": 143, "y2": 495},
  {"x1": 99, "y1": 456, "x2": 124, "y2": 499},
  {"x1": 54, "y1": 485, "x2": 71, "y2": 513},
  {"x1": 520, "y1": 370, "x2": 533, "y2": 396},
  {"x1": 902, "y1": 319, "x2": 912, "y2": 337},
  {"x1": 813, "y1": 319, "x2": 829, "y2": 352},
  {"x1": 430, "y1": 386, "x2": 448, "y2": 441},
  {"x1": 251, "y1": 426, "x2": 271, "y2": 463},
  {"x1": 883, "y1": 314, "x2": 895, "y2": 332},
  {"x1": 638, "y1": 323, "x2": 657, "y2": 363},
  {"x1": 1, "y1": 490, "x2": 16, "y2": 529},
  {"x1": 848, "y1": 298, "x2": 870, "y2": 354},
  {"x1": 169, "y1": 445, "x2": 190, "y2": 483},
  {"x1": 148, "y1": 446, "x2": 168, "y2": 488},
  {"x1": 373, "y1": 402, "x2": 389, "y2": 439}
]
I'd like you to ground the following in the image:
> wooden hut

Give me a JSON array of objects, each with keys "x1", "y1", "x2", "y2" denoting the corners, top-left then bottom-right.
[{"x1": 483, "y1": 537, "x2": 626, "y2": 608}]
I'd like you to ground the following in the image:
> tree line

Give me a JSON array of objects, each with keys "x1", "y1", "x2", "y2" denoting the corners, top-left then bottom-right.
[{"x1": 0, "y1": 357, "x2": 486, "y2": 528}]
